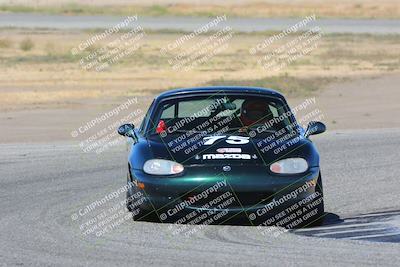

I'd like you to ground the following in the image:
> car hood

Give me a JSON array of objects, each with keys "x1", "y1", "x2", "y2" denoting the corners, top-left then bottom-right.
[{"x1": 147, "y1": 132, "x2": 318, "y2": 167}]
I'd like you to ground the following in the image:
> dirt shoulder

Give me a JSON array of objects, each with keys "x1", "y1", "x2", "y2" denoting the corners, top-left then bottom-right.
[
  {"x1": 1, "y1": 28, "x2": 399, "y2": 143},
  {"x1": 1, "y1": 74, "x2": 399, "y2": 143},
  {"x1": 288, "y1": 73, "x2": 400, "y2": 131},
  {"x1": 1, "y1": 29, "x2": 399, "y2": 111}
]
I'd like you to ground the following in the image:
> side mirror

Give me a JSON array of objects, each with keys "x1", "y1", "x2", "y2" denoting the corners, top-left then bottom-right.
[
  {"x1": 117, "y1": 123, "x2": 135, "y2": 138},
  {"x1": 305, "y1": 121, "x2": 326, "y2": 137}
]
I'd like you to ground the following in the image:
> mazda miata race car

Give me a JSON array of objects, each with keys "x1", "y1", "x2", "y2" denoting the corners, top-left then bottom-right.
[{"x1": 118, "y1": 87, "x2": 326, "y2": 228}]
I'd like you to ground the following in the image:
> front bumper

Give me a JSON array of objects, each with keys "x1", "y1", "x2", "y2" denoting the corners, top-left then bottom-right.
[{"x1": 128, "y1": 165, "x2": 320, "y2": 223}]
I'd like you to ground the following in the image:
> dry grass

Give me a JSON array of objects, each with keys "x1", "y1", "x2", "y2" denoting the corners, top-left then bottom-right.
[
  {"x1": 0, "y1": 28, "x2": 399, "y2": 110},
  {"x1": 19, "y1": 37, "x2": 34, "y2": 51},
  {"x1": 0, "y1": 0, "x2": 400, "y2": 18},
  {"x1": 0, "y1": 38, "x2": 12, "y2": 48}
]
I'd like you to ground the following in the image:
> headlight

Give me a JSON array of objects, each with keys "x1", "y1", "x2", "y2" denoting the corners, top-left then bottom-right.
[
  {"x1": 270, "y1": 158, "x2": 308, "y2": 174},
  {"x1": 143, "y1": 159, "x2": 184, "y2": 175}
]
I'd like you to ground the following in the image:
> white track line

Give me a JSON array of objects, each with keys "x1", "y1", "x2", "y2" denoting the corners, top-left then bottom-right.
[
  {"x1": 347, "y1": 232, "x2": 400, "y2": 240},
  {"x1": 355, "y1": 211, "x2": 400, "y2": 218},
  {"x1": 314, "y1": 227, "x2": 388, "y2": 237},
  {"x1": 295, "y1": 222, "x2": 384, "y2": 232}
]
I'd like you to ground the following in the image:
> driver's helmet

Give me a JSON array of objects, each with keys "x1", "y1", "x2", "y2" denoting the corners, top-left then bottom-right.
[{"x1": 240, "y1": 99, "x2": 270, "y2": 126}]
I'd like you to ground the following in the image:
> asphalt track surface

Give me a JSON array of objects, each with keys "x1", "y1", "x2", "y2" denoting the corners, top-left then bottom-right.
[
  {"x1": 1, "y1": 128, "x2": 400, "y2": 266},
  {"x1": 1, "y1": 13, "x2": 400, "y2": 34}
]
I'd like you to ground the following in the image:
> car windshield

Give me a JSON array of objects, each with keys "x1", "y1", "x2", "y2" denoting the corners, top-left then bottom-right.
[{"x1": 148, "y1": 94, "x2": 294, "y2": 135}]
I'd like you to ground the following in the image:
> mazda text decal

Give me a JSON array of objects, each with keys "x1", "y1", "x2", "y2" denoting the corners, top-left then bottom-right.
[{"x1": 203, "y1": 154, "x2": 251, "y2": 160}]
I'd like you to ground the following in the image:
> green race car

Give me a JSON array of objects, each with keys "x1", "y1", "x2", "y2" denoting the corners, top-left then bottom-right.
[{"x1": 118, "y1": 87, "x2": 326, "y2": 228}]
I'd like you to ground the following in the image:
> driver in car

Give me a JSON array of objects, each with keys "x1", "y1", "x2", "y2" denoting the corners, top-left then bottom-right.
[{"x1": 240, "y1": 99, "x2": 271, "y2": 128}]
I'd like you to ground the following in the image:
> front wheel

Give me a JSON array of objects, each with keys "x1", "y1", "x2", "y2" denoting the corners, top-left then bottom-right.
[
  {"x1": 126, "y1": 171, "x2": 160, "y2": 222},
  {"x1": 309, "y1": 173, "x2": 325, "y2": 226},
  {"x1": 131, "y1": 207, "x2": 160, "y2": 222}
]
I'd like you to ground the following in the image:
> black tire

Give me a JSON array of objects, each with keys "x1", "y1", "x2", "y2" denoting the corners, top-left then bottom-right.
[
  {"x1": 126, "y1": 172, "x2": 134, "y2": 212},
  {"x1": 126, "y1": 170, "x2": 160, "y2": 222},
  {"x1": 132, "y1": 207, "x2": 160, "y2": 222},
  {"x1": 309, "y1": 173, "x2": 325, "y2": 226}
]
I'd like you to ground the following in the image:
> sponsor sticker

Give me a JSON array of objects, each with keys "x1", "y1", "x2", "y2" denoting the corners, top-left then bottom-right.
[
  {"x1": 216, "y1": 148, "x2": 242, "y2": 153},
  {"x1": 202, "y1": 154, "x2": 251, "y2": 160}
]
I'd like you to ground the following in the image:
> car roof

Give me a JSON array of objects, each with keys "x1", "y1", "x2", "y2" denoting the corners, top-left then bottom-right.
[{"x1": 155, "y1": 86, "x2": 285, "y2": 101}]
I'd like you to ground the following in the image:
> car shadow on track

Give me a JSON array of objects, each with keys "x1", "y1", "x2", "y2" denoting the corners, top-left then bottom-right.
[
  {"x1": 293, "y1": 210, "x2": 400, "y2": 243},
  {"x1": 138, "y1": 209, "x2": 400, "y2": 243}
]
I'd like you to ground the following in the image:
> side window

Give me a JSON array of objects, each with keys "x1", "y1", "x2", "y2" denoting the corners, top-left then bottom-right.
[
  {"x1": 269, "y1": 104, "x2": 279, "y2": 117},
  {"x1": 218, "y1": 99, "x2": 243, "y2": 117},
  {"x1": 270, "y1": 103, "x2": 292, "y2": 129},
  {"x1": 178, "y1": 100, "x2": 213, "y2": 118},
  {"x1": 160, "y1": 104, "x2": 175, "y2": 119},
  {"x1": 140, "y1": 100, "x2": 155, "y2": 134}
]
